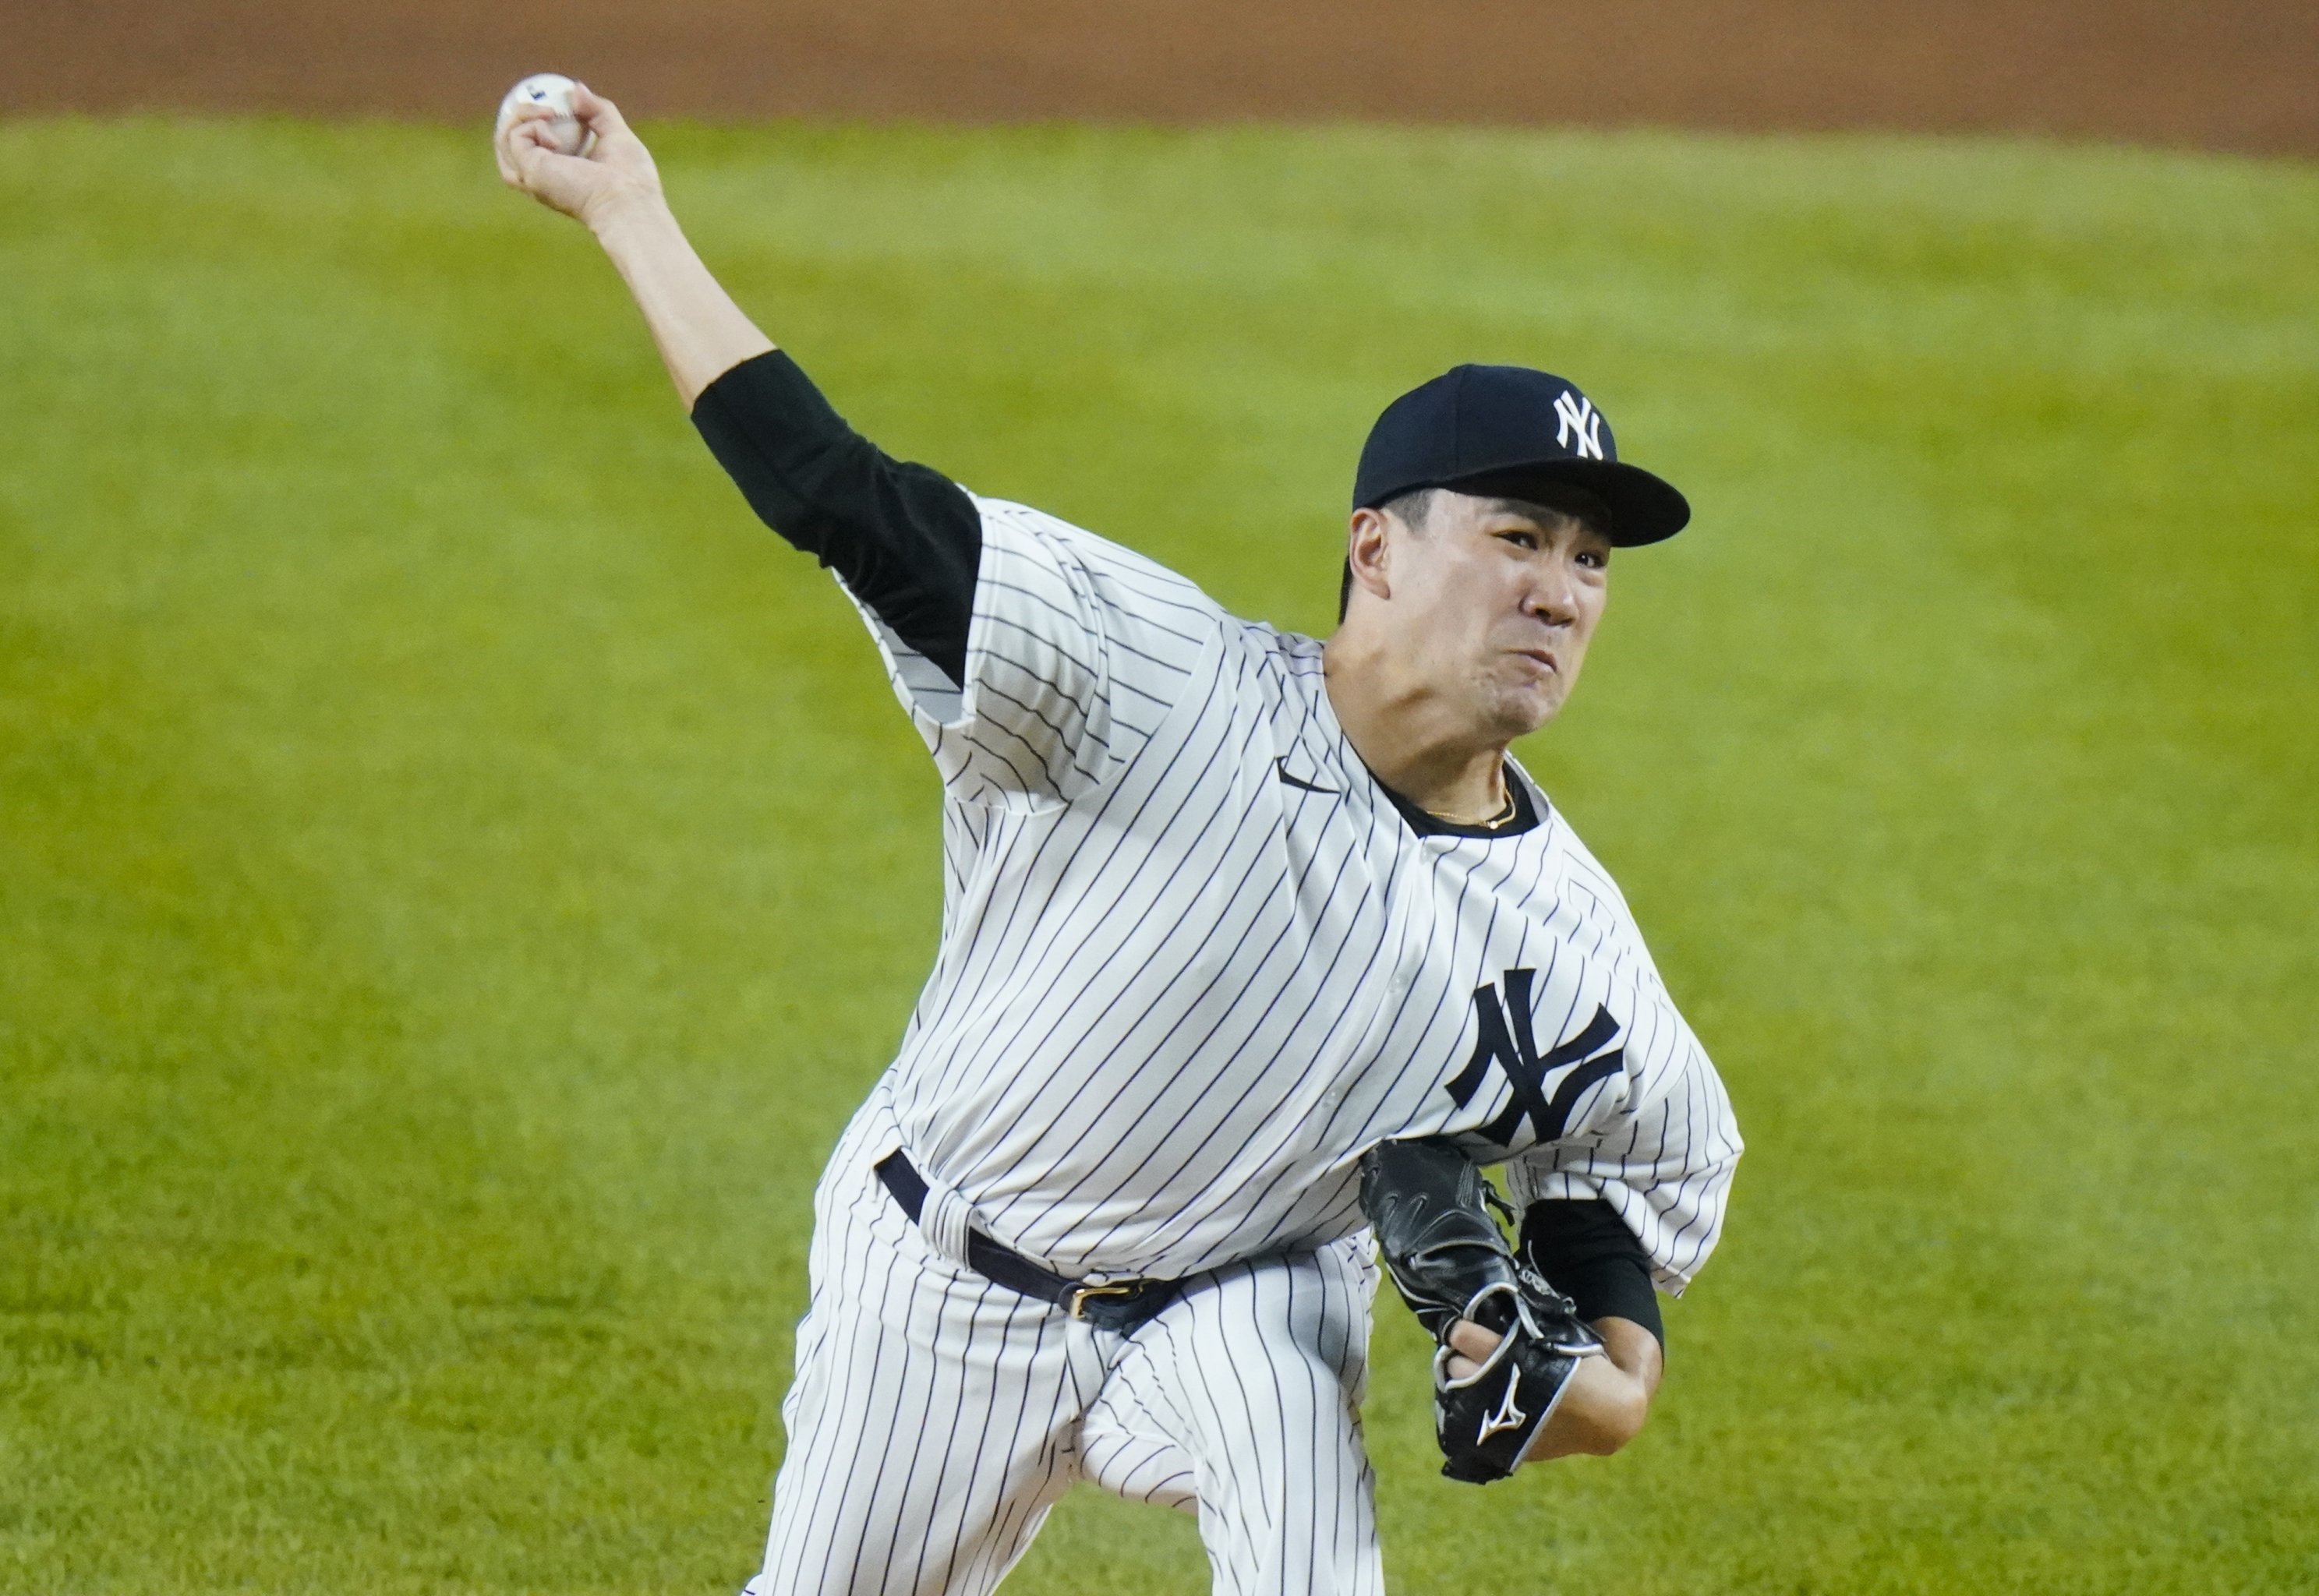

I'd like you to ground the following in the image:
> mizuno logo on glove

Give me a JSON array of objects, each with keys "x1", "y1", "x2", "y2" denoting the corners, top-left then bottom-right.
[{"x1": 1476, "y1": 1368, "x2": 1526, "y2": 1443}]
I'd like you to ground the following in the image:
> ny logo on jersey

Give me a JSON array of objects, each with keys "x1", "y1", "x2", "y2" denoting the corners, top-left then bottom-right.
[
  {"x1": 1553, "y1": 391, "x2": 1606, "y2": 460},
  {"x1": 1443, "y1": 969, "x2": 1624, "y2": 1147}
]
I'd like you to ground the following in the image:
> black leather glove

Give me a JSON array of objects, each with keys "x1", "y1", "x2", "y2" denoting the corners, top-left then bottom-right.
[{"x1": 1359, "y1": 1137, "x2": 1603, "y2": 1483}]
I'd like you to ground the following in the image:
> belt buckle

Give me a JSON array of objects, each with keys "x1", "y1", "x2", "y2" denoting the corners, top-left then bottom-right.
[{"x1": 1067, "y1": 1281, "x2": 1137, "y2": 1320}]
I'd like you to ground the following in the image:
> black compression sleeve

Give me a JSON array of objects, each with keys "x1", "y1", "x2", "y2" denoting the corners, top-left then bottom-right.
[
  {"x1": 690, "y1": 351, "x2": 981, "y2": 687},
  {"x1": 1519, "y1": 1199, "x2": 1664, "y2": 1347}
]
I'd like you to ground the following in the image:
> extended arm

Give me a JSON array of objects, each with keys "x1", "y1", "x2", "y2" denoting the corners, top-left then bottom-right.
[
  {"x1": 495, "y1": 85, "x2": 980, "y2": 684},
  {"x1": 494, "y1": 83, "x2": 768, "y2": 406}
]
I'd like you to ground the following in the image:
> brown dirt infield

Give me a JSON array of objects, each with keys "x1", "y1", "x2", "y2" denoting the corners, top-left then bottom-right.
[{"x1": 4, "y1": 0, "x2": 2314, "y2": 156}]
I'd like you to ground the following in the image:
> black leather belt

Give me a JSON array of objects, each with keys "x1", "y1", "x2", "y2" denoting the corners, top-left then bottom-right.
[{"x1": 874, "y1": 1151, "x2": 1179, "y2": 1333}]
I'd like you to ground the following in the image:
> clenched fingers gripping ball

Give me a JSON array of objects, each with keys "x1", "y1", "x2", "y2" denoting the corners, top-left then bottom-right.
[{"x1": 496, "y1": 72, "x2": 592, "y2": 157}]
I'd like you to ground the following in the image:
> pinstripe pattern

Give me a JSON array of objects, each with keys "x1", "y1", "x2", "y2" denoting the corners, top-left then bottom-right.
[
  {"x1": 748, "y1": 1093, "x2": 1381, "y2": 1595},
  {"x1": 754, "y1": 496, "x2": 1741, "y2": 1590},
  {"x1": 846, "y1": 496, "x2": 1740, "y2": 1292},
  {"x1": 1085, "y1": 1246, "x2": 1383, "y2": 1592}
]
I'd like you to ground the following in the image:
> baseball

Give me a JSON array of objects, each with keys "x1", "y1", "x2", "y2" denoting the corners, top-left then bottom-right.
[{"x1": 496, "y1": 72, "x2": 592, "y2": 157}]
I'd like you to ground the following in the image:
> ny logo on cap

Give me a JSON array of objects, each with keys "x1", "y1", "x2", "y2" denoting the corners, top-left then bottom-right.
[{"x1": 1554, "y1": 391, "x2": 1605, "y2": 460}]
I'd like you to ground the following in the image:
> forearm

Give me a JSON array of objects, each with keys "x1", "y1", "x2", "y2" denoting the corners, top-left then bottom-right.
[
  {"x1": 501, "y1": 88, "x2": 978, "y2": 680},
  {"x1": 1528, "y1": 1315, "x2": 1662, "y2": 1460},
  {"x1": 589, "y1": 194, "x2": 774, "y2": 411},
  {"x1": 590, "y1": 195, "x2": 984, "y2": 680},
  {"x1": 593, "y1": 191, "x2": 985, "y2": 682}
]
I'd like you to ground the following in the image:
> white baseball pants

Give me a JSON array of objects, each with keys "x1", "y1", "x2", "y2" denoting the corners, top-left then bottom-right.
[{"x1": 742, "y1": 1107, "x2": 1383, "y2": 1596}]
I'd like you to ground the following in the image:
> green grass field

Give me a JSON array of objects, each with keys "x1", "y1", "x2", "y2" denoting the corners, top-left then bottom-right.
[{"x1": 3, "y1": 115, "x2": 2315, "y2": 1594}]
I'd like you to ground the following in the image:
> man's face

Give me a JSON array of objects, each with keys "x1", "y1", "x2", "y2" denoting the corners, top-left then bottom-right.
[{"x1": 1356, "y1": 491, "x2": 1611, "y2": 739}]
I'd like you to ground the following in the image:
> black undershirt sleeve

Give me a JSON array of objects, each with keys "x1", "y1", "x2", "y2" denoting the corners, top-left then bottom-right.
[
  {"x1": 1519, "y1": 1198, "x2": 1665, "y2": 1347},
  {"x1": 689, "y1": 350, "x2": 981, "y2": 687}
]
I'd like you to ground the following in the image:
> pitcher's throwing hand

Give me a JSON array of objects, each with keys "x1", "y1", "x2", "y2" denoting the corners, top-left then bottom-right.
[{"x1": 495, "y1": 79, "x2": 661, "y2": 231}]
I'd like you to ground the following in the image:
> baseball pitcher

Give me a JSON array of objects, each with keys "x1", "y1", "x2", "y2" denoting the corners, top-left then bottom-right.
[{"x1": 498, "y1": 86, "x2": 1741, "y2": 1596}]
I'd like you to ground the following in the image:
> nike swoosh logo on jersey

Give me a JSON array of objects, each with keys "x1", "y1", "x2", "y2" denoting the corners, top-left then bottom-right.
[{"x1": 1274, "y1": 756, "x2": 1341, "y2": 796}]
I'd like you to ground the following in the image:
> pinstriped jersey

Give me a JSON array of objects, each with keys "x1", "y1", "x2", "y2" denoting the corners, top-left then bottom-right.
[{"x1": 842, "y1": 495, "x2": 1741, "y2": 1292}]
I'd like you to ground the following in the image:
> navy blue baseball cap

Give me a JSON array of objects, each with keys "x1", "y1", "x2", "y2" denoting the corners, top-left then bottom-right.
[{"x1": 1352, "y1": 364, "x2": 1690, "y2": 546}]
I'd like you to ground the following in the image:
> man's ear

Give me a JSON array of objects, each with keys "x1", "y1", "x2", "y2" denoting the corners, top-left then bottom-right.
[{"x1": 1345, "y1": 507, "x2": 1395, "y2": 606}]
